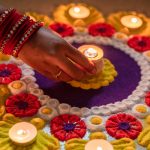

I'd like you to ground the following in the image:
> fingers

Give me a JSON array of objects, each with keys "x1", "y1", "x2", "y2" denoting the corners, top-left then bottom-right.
[
  {"x1": 66, "y1": 45, "x2": 97, "y2": 74},
  {"x1": 57, "y1": 56, "x2": 87, "y2": 80},
  {"x1": 39, "y1": 62, "x2": 72, "y2": 82},
  {"x1": 25, "y1": 61, "x2": 57, "y2": 81},
  {"x1": 28, "y1": 58, "x2": 73, "y2": 82},
  {"x1": 40, "y1": 71, "x2": 56, "y2": 81},
  {"x1": 35, "y1": 66, "x2": 72, "y2": 82},
  {"x1": 34, "y1": 67, "x2": 57, "y2": 81},
  {"x1": 48, "y1": 65, "x2": 72, "y2": 82},
  {"x1": 54, "y1": 69, "x2": 73, "y2": 82},
  {"x1": 31, "y1": 63, "x2": 57, "y2": 80}
]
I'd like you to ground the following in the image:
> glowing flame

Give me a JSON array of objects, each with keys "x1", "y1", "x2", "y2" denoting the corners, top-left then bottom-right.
[
  {"x1": 97, "y1": 146, "x2": 103, "y2": 150},
  {"x1": 17, "y1": 129, "x2": 26, "y2": 136},
  {"x1": 131, "y1": 17, "x2": 138, "y2": 23},
  {"x1": 74, "y1": 7, "x2": 80, "y2": 13}
]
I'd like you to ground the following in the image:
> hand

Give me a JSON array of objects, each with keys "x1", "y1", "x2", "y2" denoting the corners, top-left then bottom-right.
[{"x1": 19, "y1": 27, "x2": 97, "y2": 82}]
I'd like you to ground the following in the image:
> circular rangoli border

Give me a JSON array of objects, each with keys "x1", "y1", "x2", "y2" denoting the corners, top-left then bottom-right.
[
  {"x1": 5, "y1": 33, "x2": 150, "y2": 118},
  {"x1": 1, "y1": 32, "x2": 149, "y2": 150}
]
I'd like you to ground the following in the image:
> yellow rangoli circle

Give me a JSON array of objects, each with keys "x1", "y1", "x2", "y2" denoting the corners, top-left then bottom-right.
[{"x1": 69, "y1": 58, "x2": 118, "y2": 90}]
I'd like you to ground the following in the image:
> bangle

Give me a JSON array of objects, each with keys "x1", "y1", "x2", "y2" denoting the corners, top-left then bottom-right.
[
  {"x1": 0, "y1": 9, "x2": 21, "y2": 47},
  {"x1": 1, "y1": 16, "x2": 28, "y2": 52},
  {"x1": 13, "y1": 22, "x2": 42, "y2": 57},
  {"x1": 0, "y1": 9, "x2": 43, "y2": 57},
  {"x1": 0, "y1": 8, "x2": 13, "y2": 26},
  {"x1": 3, "y1": 17, "x2": 33, "y2": 55}
]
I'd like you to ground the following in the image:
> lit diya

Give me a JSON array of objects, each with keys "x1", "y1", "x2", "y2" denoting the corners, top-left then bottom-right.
[
  {"x1": 0, "y1": 113, "x2": 60, "y2": 149},
  {"x1": 9, "y1": 122, "x2": 37, "y2": 146},
  {"x1": 69, "y1": 45, "x2": 117, "y2": 90},
  {"x1": 78, "y1": 45, "x2": 104, "y2": 73},
  {"x1": 107, "y1": 11, "x2": 150, "y2": 36},
  {"x1": 120, "y1": 15, "x2": 143, "y2": 29},
  {"x1": 53, "y1": 3, "x2": 104, "y2": 28},
  {"x1": 85, "y1": 139, "x2": 114, "y2": 150},
  {"x1": 68, "y1": 5, "x2": 90, "y2": 19}
]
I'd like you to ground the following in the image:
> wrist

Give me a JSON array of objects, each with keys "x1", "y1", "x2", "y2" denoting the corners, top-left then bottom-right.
[{"x1": 19, "y1": 27, "x2": 44, "y2": 53}]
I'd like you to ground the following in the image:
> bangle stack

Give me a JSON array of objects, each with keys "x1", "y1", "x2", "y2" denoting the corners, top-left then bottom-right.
[{"x1": 0, "y1": 9, "x2": 43, "y2": 57}]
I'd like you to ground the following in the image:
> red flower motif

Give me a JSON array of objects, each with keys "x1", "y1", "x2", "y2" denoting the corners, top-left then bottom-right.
[
  {"x1": 106, "y1": 113, "x2": 142, "y2": 139},
  {"x1": 128, "y1": 36, "x2": 150, "y2": 52},
  {"x1": 0, "y1": 64, "x2": 21, "y2": 84},
  {"x1": 49, "y1": 23, "x2": 74, "y2": 37},
  {"x1": 5, "y1": 93, "x2": 41, "y2": 117},
  {"x1": 50, "y1": 114, "x2": 86, "y2": 141},
  {"x1": 88, "y1": 23, "x2": 116, "y2": 37},
  {"x1": 145, "y1": 91, "x2": 150, "y2": 106}
]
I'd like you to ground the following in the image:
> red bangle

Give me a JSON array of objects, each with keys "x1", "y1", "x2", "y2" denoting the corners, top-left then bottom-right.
[
  {"x1": 0, "y1": 8, "x2": 14, "y2": 26},
  {"x1": 0, "y1": 9, "x2": 43, "y2": 57},
  {"x1": 1, "y1": 16, "x2": 28, "y2": 52},
  {"x1": 13, "y1": 22, "x2": 42, "y2": 57},
  {"x1": 0, "y1": 10, "x2": 21, "y2": 46},
  {"x1": 4, "y1": 17, "x2": 33, "y2": 55},
  {"x1": 0, "y1": 9, "x2": 15, "y2": 43}
]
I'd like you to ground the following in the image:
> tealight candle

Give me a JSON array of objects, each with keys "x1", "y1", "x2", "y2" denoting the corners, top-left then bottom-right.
[
  {"x1": 85, "y1": 139, "x2": 114, "y2": 150},
  {"x1": 68, "y1": 5, "x2": 90, "y2": 19},
  {"x1": 78, "y1": 45, "x2": 104, "y2": 73},
  {"x1": 9, "y1": 122, "x2": 37, "y2": 146},
  {"x1": 120, "y1": 15, "x2": 143, "y2": 29}
]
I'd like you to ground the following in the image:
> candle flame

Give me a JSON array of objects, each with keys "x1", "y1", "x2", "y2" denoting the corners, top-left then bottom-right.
[
  {"x1": 131, "y1": 17, "x2": 138, "y2": 23},
  {"x1": 74, "y1": 7, "x2": 80, "y2": 13},
  {"x1": 84, "y1": 48, "x2": 98, "y2": 58},
  {"x1": 97, "y1": 146, "x2": 103, "y2": 150},
  {"x1": 88, "y1": 48, "x2": 96, "y2": 52},
  {"x1": 17, "y1": 129, "x2": 26, "y2": 136}
]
